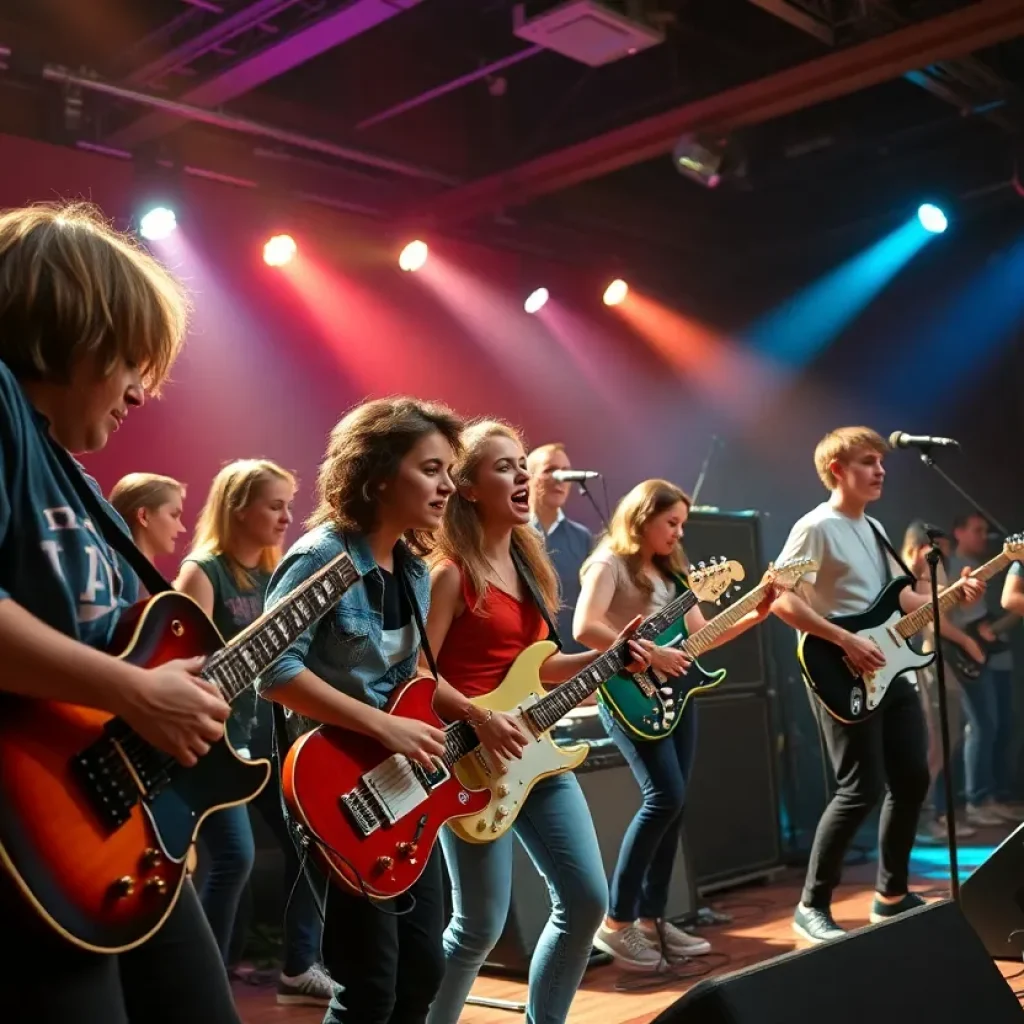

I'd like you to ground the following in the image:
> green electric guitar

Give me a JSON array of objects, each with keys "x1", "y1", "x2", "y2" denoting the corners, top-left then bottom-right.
[{"x1": 599, "y1": 558, "x2": 817, "y2": 740}]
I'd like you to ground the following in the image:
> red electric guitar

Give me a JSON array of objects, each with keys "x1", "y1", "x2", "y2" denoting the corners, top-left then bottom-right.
[{"x1": 282, "y1": 679, "x2": 487, "y2": 900}]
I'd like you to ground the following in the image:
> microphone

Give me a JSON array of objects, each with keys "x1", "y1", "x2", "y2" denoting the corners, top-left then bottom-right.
[
  {"x1": 888, "y1": 431, "x2": 960, "y2": 451},
  {"x1": 551, "y1": 469, "x2": 601, "y2": 482}
]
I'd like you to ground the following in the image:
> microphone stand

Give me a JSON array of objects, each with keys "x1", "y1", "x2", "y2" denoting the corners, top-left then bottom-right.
[
  {"x1": 915, "y1": 443, "x2": 1006, "y2": 903},
  {"x1": 926, "y1": 535, "x2": 959, "y2": 902},
  {"x1": 577, "y1": 479, "x2": 610, "y2": 532},
  {"x1": 691, "y1": 435, "x2": 721, "y2": 507}
]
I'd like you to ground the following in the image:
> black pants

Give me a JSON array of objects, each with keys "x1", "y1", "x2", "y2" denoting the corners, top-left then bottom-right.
[
  {"x1": 802, "y1": 674, "x2": 930, "y2": 909},
  {"x1": 318, "y1": 845, "x2": 446, "y2": 1024},
  {"x1": 1, "y1": 876, "x2": 240, "y2": 1024}
]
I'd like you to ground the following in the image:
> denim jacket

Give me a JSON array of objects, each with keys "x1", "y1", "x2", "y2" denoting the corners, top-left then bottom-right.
[{"x1": 257, "y1": 524, "x2": 430, "y2": 738}]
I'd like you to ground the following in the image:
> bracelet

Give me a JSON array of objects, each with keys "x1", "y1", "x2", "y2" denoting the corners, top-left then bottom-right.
[{"x1": 465, "y1": 707, "x2": 493, "y2": 727}]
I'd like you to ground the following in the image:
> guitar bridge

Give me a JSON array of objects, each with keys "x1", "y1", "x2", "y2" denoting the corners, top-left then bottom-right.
[{"x1": 632, "y1": 672, "x2": 657, "y2": 698}]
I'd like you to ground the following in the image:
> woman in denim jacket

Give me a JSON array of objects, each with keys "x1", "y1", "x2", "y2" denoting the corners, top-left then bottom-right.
[{"x1": 258, "y1": 397, "x2": 474, "y2": 1024}]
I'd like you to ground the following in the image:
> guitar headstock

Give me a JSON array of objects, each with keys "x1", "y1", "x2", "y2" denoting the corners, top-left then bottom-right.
[
  {"x1": 1003, "y1": 534, "x2": 1024, "y2": 562},
  {"x1": 689, "y1": 557, "x2": 745, "y2": 605},
  {"x1": 764, "y1": 557, "x2": 818, "y2": 593}
]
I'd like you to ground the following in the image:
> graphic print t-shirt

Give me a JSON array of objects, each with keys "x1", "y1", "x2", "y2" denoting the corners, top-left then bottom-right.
[
  {"x1": 379, "y1": 565, "x2": 418, "y2": 671},
  {"x1": 0, "y1": 360, "x2": 138, "y2": 652}
]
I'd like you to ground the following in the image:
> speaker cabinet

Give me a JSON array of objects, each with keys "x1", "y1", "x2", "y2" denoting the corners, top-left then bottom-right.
[
  {"x1": 684, "y1": 510, "x2": 768, "y2": 692},
  {"x1": 961, "y1": 820, "x2": 1024, "y2": 961},
  {"x1": 652, "y1": 900, "x2": 1023, "y2": 1023},
  {"x1": 476, "y1": 744, "x2": 697, "y2": 974},
  {"x1": 685, "y1": 691, "x2": 782, "y2": 888}
]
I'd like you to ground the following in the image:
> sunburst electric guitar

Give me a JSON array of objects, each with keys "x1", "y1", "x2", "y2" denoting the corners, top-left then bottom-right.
[
  {"x1": 282, "y1": 560, "x2": 739, "y2": 898},
  {"x1": 800, "y1": 534, "x2": 1024, "y2": 723},
  {"x1": 448, "y1": 559, "x2": 742, "y2": 843},
  {"x1": 599, "y1": 558, "x2": 818, "y2": 740},
  {"x1": 0, "y1": 552, "x2": 358, "y2": 953}
]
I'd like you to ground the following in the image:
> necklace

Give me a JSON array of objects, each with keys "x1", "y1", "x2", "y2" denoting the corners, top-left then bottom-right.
[{"x1": 844, "y1": 515, "x2": 883, "y2": 576}]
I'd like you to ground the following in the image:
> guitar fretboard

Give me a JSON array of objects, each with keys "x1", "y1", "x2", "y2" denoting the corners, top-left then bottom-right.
[
  {"x1": 201, "y1": 553, "x2": 360, "y2": 703},
  {"x1": 526, "y1": 588, "x2": 701, "y2": 734},
  {"x1": 683, "y1": 582, "x2": 768, "y2": 658},
  {"x1": 896, "y1": 552, "x2": 1011, "y2": 640}
]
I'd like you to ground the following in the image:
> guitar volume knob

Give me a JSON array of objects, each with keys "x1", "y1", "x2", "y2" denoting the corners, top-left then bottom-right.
[
  {"x1": 145, "y1": 877, "x2": 167, "y2": 895},
  {"x1": 497, "y1": 783, "x2": 510, "y2": 797},
  {"x1": 141, "y1": 848, "x2": 163, "y2": 869},
  {"x1": 374, "y1": 855, "x2": 394, "y2": 872},
  {"x1": 112, "y1": 876, "x2": 136, "y2": 898}
]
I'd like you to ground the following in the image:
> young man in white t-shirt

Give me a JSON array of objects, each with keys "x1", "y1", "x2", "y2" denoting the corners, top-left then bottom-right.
[{"x1": 771, "y1": 427, "x2": 986, "y2": 944}]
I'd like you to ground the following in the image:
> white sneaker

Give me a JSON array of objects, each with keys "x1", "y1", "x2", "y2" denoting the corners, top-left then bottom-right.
[
  {"x1": 277, "y1": 964, "x2": 333, "y2": 1006},
  {"x1": 593, "y1": 923, "x2": 663, "y2": 972},
  {"x1": 966, "y1": 804, "x2": 1005, "y2": 827},
  {"x1": 638, "y1": 919, "x2": 712, "y2": 957}
]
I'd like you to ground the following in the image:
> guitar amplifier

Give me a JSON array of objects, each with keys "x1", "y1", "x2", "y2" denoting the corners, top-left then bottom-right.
[{"x1": 684, "y1": 510, "x2": 769, "y2": 693}]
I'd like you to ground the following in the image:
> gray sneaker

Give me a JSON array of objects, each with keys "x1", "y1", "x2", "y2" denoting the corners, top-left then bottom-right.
[
  {"x1": 277, "y1": 964, "x2": 333, "y2": 1006},
  {"x1": 592, "y1": 923, "x2": 663, "y2": 971}
]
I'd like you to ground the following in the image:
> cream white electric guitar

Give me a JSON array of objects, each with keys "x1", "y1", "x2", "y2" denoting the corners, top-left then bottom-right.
[{"x1": 448, "y1": 558, "x2": 742, "y2": 843}]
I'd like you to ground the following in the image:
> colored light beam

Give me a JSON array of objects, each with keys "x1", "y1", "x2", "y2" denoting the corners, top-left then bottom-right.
[
  {"x1": 613, "y1": 290, "x2": 785, "y2": 425},
  {"x1": 279, "y1": 249, "x2": 453, "y2": 396},
  {"x1": 877, "y1": 232, "x2": 1024, "y2": 415},
  {"x1": 746, "y1": 217, "x2": 935, "y2": 367}
]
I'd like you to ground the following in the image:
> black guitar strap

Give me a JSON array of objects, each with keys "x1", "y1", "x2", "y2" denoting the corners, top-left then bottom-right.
[
  {"x1": 48, "y1": 439, "x2": 175, "y2": 597},
  {"x1": 867, "y1": 519, "x2": 915, "y2": 582},
  {"x1": 510, "y1": 540, "x2": 564, "y2": 650}
]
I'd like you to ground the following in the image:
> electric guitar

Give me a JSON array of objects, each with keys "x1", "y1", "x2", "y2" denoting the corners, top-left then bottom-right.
[
  {"x1": 0, "y1": 552, "x2": 358, "y2": 953},
  {"x1": 942, "y1": 610, "x2": 1020, "y2": 681},
  {"x1": 599, "y1": 558, "x2": 818, "y2": 740},
  {"x1": 799, "y1": 535, "x2": 1024, "y2": 723},
  {"x1": 282, "y1": 560, "x2": 739, "y2": 897},
  {"x1": 447, "y1": 559, "x2": 741, "y2": 843}
]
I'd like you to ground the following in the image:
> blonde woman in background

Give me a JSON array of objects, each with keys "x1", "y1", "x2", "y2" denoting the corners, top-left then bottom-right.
[
  {"x1": 175, "y1": 460, "x2": 332, "y2": 1007},
  {"x1": 575, "y1": 479, "x2": 774, "y2": 969},
  {"x1": 109, "y1": 472, "x2": 187, "y2": 569}
]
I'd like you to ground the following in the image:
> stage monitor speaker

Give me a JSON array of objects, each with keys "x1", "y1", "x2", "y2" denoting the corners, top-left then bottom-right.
[
  {"x1": 651, "y1": 900, "x2": 1023, "y2": 1023},
  {"x1": 684, "y1": 511, "x2": 768, "y2": 692},
  {"x1": 684, "y1": 691, "x2": 782, "y2": 888},
  {"x1": 478, "y1": 744, "x2": 697, "y2": 974},
  {"x1": 961, "y1": 820, "x2": 1024, "y2": 961}
]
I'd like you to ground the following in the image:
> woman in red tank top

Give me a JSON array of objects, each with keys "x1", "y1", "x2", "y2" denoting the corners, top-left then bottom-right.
[{"x1": 422, "y1": 420, "x2": 650, "y2": 1024}]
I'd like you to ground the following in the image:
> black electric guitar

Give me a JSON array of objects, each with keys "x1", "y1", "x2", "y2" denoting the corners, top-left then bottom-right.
[
  {"x1": 942, "y1": 611, "x2": 1021, "y2": 681},
  {"x1": 799, "y1": 535, "x2": 1024, "y2": 723}
]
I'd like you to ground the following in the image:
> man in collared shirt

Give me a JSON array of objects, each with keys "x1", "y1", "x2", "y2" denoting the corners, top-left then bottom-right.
[{"x1": 527, "y1": 442, "x2": 594, "y2": 654}]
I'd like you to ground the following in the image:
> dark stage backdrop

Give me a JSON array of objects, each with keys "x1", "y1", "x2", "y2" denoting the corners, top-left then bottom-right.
[{"x1": 2, "y1": 132, "x2": 1023, "y2": 838}]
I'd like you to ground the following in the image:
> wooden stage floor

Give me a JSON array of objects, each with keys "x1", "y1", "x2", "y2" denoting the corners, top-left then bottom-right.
[{"x1": 232, "y1": 852, "x2": 1024, "y2": 1023}]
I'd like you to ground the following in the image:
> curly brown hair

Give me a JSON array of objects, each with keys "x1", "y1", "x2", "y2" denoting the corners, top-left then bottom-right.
[{"x1": 307, "y1": 397, "x2": 464, "y2": 539}]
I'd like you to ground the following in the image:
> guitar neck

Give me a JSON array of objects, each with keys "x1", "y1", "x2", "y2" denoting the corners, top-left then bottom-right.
[
  {"x1": 683, "y1": 582, "x2": 766, "y2": 658},
  {"x1": 896, "y1": 552, "x2": 1010, "y2": 640},
  {"x1": 201, "y1": 554, "x2": 359, "y2": 703},
  {"x1": 526, "y1": 588, "x2": 700, "y2": 734}
]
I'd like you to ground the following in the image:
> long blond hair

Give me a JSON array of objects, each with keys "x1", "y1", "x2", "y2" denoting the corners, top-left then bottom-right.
[
  {"x1": 109, "y1": 472, "x2": 185, "y2": 535},
  {"x1": 585, "y1": 478, "x2": 691, "y2": 595},
  {"x1": 189, "y1": 459, "x2": 296, "y2": 589},
  {"x1": 429, "y1": 419, "x2": 559, "y2": 615}
]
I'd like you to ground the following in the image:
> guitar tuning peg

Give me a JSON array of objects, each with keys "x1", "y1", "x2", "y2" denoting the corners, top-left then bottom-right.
[{"x1": 698, "y1": 560, "x2": 706, "y2": 569}]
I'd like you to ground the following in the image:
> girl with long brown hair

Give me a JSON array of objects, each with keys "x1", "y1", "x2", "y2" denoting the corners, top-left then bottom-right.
[
  {"x1": 257, "y1": 397, "x2": 465, "y2": 1024},
  {"x1": 574, "y1": 479, "x2": 774, "y2": 970},
  {"x1": 424, "y1": 420, "x2": 651, "y2": 1024}
]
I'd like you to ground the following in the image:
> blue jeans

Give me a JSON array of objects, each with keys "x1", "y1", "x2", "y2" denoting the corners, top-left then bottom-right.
[
  {"x1": 199, "y1": 704, "x2": 323, "y2": 975},
  {"x1": 961, "y1": 666, "x2": 999, "y2": 805},
  {"x1": 599, "y1": 699, "x2": 697, "y2": 921},
  {"x1": 427, "y1": 772, "x2": 607, "y2": 1024}
]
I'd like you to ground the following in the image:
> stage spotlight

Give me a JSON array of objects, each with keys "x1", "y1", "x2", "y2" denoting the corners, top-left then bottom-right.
[
  {"x1": 917, "y1": 203, "x2": 948, "y2": 234},
  {"x1": 139, "y1": 206, "x2": 177, "y2": 241},
  {"x1": 603, "y1": 279, "x2": 628, "y2": 306},
  {"x1": 524, "y1": 287, "x2": 549, "y2": 314},
  {"x1": 263, "y1": 234, "x2": 297, "y2": 267},
  {"x1": 399, "y1": 239, "x2": 428, "y2": 272}
]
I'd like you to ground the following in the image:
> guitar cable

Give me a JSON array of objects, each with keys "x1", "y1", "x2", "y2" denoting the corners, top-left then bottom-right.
[
  {"x1": 612, "y1": 919, "x2": 733, "y2": 993},
  {"x1": 288, "y1": 822, "x2": 418, "y2": 920}
]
